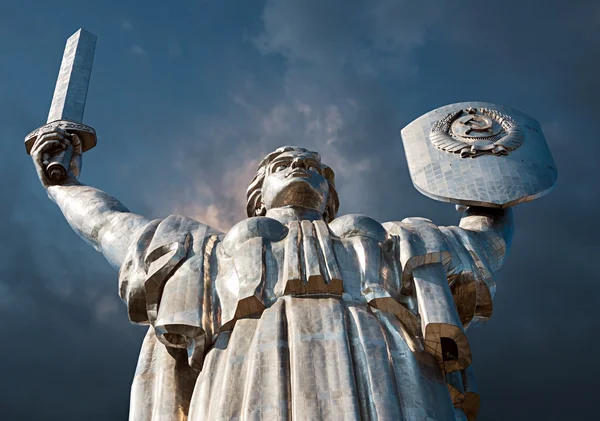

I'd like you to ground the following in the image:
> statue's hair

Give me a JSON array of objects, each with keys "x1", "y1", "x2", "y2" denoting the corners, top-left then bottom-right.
[{"x1": 246, "y1": 146, "x2": 339, "y2": 223}]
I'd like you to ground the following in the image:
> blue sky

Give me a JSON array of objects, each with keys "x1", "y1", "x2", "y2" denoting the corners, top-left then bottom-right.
[{"x1": 1, "y1": 1, "x2": 598, "y2": 420}]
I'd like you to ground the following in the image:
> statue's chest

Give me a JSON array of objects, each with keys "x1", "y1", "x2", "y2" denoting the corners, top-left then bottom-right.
[{"x1": 215, "y1": 216, "x2": 398, "y2": 328}]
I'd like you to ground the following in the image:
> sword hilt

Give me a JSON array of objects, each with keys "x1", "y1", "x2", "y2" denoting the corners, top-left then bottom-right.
[
  {"x1": 24, "y1": 120, "x2": 97, "y2": 184},
  {"x1": 24, "y1": 120, "x2": 97, "y2": 154}
]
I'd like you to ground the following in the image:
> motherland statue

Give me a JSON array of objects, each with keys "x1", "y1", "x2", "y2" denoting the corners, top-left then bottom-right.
[{"x1": 26, "y1": 30, "x2": 557, "y2": 421}]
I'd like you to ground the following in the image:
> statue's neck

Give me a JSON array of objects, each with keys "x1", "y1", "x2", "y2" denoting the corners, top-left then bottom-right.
[{"x1": 265, "y1": 206, "x2": 324, "y2": 225}]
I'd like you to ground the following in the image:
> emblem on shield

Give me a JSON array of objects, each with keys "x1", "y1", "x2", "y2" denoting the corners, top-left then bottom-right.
[
  {"x1": 401, "y1": 102, "x2": 558, "y2": 208},
  {"x1": 430, "y1": 107, "x2": 524, "y2": 158}
]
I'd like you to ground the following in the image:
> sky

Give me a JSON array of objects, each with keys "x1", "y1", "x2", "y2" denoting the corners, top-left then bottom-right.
[{"x1": 0, "y1": 0, "x2": 598, "y2": 420}]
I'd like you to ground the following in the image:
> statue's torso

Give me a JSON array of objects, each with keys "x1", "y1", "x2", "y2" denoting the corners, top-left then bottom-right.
[
  {"x1": 215, "y1": 214, "x2": 418, "y2": 330},
  {"x1": 125, "y1": 213, "x2": 489, "y2": 421},
  {"x1": 188, "y1": 215, "x2": 458, "y2": 421}
]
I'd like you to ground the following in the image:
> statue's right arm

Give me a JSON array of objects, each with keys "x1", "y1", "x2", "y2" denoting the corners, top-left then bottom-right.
[
  {"x1": 31, "y1": 129, "x2": 149, "y2": 270},
  {"x1": 47, "y1": 182, "x2": 149, "y2": 269}
]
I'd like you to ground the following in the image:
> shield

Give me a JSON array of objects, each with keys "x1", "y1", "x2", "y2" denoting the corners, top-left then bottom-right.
[{"x1": 401, "y1": 102, "x2": 558, "y2": 208}]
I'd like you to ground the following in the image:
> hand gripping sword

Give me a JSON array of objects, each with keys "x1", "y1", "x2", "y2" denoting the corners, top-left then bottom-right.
[{"x1": 24, "y1": 28, "x2": 97, "y2": 183}]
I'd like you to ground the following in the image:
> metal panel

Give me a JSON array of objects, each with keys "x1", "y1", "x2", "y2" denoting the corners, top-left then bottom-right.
[{"x1": 401, "y1": 102, "x2": 558, "y2": 208}]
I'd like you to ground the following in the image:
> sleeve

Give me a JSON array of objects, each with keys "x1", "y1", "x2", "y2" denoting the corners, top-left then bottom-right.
[
  {"x1": 440, "y1": 207, "x2": 513, "y2": 328},
  {"x1": 384, "y1": 216, "x2": 487, "y2": 421},
  {"x1": 118, "y1": 214, "x2": 221, "y2": 370},
  {"x1": 383, "y1": 217, "x2": 471, "y2": 373}
]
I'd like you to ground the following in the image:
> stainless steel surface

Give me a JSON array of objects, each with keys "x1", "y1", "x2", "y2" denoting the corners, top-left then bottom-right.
[
  {"x1": 401, "y1": 101, "x2": 558, "y2": 208},
  {"x1": 25, "y1": 120, "x2": 97, "y2": 154},
  {"x1": 47, "y1": 29, "x2": 96, "y2": 124},
  {"x1": 24, "y1": 29, "x2": 98, "y2": 184},
  {"x1": 45, "y1": 131, "x2": 73, "y2": 182},
  {"x1": 30, "y1": 106, "x2": 554, "y2": 420}
]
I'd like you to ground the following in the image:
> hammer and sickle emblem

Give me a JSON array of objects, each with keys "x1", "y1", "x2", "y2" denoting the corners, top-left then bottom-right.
[
  {"x1": 456, "y1": 114, "x2": 493, "y2": 135},
  {"x1": 430, "y1": 107, "x2": 524, "y2": 158}
]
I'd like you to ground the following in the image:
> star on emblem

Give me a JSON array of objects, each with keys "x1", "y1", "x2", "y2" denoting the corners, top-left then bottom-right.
[{"x1": 430, "y1": 108, "x2": 524, "y2": 158}]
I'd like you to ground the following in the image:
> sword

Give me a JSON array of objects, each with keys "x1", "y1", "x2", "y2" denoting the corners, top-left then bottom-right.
[{"x1": 24, "y1": 28, "x2": 98, "y2": 183}]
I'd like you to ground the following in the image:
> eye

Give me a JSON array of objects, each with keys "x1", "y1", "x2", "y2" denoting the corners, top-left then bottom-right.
[
  {"x1": 274, "y1": 163, "x2": 288, "y2": 172},
  {"x1": 308, "y1": 165, "x2": 321, "y2": 174}
]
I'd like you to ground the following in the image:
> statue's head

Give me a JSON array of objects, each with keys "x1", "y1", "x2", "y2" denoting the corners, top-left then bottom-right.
[{"x1": 246, "y1": 146, "x2": 339, "y2": 222}]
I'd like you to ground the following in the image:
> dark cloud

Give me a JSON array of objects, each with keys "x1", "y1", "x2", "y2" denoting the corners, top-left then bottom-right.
[
  {"x1": 0, "y1": 100, "x2": 144, "y2": 420},
  {"x1": 0, "y1": 1, "x2": 598, "y2": 420}
]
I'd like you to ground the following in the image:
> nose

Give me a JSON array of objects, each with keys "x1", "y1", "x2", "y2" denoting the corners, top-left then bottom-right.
[{"x1": 291, "y1": 156, "x2": 307, "y2": 169}]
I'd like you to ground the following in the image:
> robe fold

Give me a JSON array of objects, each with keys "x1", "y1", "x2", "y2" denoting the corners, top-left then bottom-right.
[{"x1": 118, "y1": 213, "x2": 505, "y2": 421}]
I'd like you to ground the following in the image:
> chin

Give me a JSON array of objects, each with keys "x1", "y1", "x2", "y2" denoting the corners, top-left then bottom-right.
[{"x1": 271, "y1": 179, "x2": 327, "y2": 210}]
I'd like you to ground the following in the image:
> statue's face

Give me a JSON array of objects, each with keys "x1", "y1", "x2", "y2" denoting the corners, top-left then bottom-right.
[{"x1": 261, "y1": 151, "x2": 329, "y2": 214}]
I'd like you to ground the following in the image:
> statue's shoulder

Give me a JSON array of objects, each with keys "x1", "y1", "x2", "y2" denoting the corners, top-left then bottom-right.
[
  {"x1": 328, "y1": 214, "x2": 444, "y2": 243},
  {"x1": 146, "y1": 214, "x2": 221, "y2": 253},
  {"x1": 382, "y1": 217, "x2": 450, "y2": 261},
  {"x1": 381, "y1": 217, "x2": 437, "y2": 236},
  {"x1": 329, "y1": 214, "x2": 388, "y2": 242},
  {"x1": 156, "y1": 214, "x2": 215, "y2": 234},
  {"x1": 222, "y1": 216, "x2": 288, "y2": 256}
]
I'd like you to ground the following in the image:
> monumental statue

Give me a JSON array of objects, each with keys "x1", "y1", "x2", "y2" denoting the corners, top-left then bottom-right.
[{"x1": 26, "y1": 30, "x2": 557, "y2": 421}]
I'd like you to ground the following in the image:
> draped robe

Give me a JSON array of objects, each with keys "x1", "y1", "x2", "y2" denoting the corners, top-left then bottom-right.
[{"x1": 118, "y1": 212, "x2": 509, "y2": 421}]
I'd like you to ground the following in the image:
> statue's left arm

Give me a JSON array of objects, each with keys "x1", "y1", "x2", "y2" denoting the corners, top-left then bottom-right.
[
  {"x1": 456, "y1": 206, "x2": 514, "y2": 273},
  {"x1": 397, "y1": 102, "x2": 554, "y2": 419},
  {"x1": 381, "y1": 209, "x2": 513, "y2": 417},
  {"x1": 435, "y1": 206, "x2": 514, "y2": 331}
]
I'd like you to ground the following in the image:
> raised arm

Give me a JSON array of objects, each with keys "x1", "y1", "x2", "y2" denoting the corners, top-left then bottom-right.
[
  {"x1": 31, "y1": 128, "x2": 149, "y2": 269},
  {"x1": 47, "y1": 182, "x2": 149, "y2": 269},
  {"x1": 458, "y1": 206, "x2": 514, "y2": 272}
]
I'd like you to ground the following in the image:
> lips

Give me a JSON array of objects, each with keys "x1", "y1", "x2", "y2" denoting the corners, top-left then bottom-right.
[{"x1": 286, "y1": 169, "x2": 310, "y2": 178}]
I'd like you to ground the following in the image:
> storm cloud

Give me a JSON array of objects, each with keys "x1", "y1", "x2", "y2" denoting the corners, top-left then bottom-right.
[{"x1": 0, "y1": 1, "x2": 598, "y2": 420}]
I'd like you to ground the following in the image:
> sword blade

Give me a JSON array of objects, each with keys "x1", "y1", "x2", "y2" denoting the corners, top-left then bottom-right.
[{"x1": 47, "y1": 28, "x2": 97, "y2": 124}]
